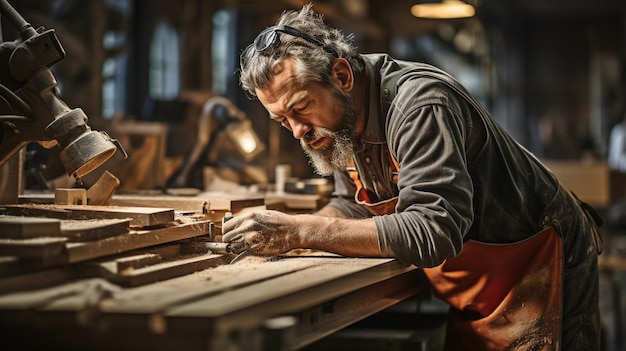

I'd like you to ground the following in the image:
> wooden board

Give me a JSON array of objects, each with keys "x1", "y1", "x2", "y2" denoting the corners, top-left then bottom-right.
[
  {"x1": 0, "y1": 256, "x2": 425, "y2": 351},
  {"x1": 265, "y1": 193, "x2": 328, "y2": 212},
  {"x1": 19, "y1": 192, "x2": 265, "y2": 215},
  {"x1": 0, "y1": 215, "x2": 61, "y2": 239},
  {"x1": 1, "y1": 204, "x2": 175, "y2": 227},
  {"x1": 109, "y1": 192, "x2": 265, "y2": 213},
  {"x1": 60, "y1": 218, "x2": 131, "y2": 242},
  {"x1": 87, "y1": 253, "x2": 226, "y2": 287},
  {"x1": 0, "y1": 267, "x2": 76, "y2": 296},
  {"x1": 0, "y1": 237, "x2": 68, "y2": 259},
  {"x1": 65, "y1": 220, "x2": 212, "y2": 263}
]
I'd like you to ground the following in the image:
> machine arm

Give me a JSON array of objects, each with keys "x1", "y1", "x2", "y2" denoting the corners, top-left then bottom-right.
[{"x1": 0, "y1": 0, "x2": 125, "y2": 179}]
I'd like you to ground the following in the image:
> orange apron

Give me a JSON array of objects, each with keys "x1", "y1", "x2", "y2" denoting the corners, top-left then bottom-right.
[{"x1": 348, "y1": 158, "x2": 563, "y2": 350}]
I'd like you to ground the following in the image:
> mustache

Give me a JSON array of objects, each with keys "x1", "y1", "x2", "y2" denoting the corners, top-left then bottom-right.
[{"x1": 302, "y1": 127, "x2": 335, "y2": 144}]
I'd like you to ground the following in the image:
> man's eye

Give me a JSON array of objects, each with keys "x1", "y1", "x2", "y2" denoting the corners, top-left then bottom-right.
[
  {"x1": 295, "y1": 102, "x2": 310, "y2": 112},
  {"x1": 271, "y1": 116, "x2": 285, "y2": 123}
]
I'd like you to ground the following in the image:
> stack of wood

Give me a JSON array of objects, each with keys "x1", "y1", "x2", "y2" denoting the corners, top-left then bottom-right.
[{"x1": 0, "y1": 191, "x2": 265, "y2": 294}]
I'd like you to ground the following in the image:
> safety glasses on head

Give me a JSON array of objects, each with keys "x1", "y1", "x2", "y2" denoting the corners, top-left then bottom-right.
[{"x1": 240, "y1": 24, "x2": 338, "y2": 69}]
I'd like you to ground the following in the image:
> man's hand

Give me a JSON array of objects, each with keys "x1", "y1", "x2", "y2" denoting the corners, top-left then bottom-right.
[
  {"x1": 221, "y1": 210, "x2": 302, "y2": 255},
  {"x1": 222, "y1": 209, "x2": 381, "y2": 258}
]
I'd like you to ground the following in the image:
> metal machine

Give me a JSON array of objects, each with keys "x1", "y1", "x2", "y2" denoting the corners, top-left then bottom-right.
[{"x1": 0, "y1": 0, "x2": 124, "y2": 204}]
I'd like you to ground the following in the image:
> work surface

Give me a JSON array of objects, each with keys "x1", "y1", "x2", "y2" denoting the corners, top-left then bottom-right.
[
  {"x1": 0, "y1": 196, "x2": 427, "y2": 351},
  {"x1": 0, "y1": 255, "x2": 425, "y2": 351}
]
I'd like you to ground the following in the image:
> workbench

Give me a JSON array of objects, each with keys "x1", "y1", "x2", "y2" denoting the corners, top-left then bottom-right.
[
  {"x1": 0, "y1": 255, "x2": 426, "y2": 351},
  {"x1": 0, "y1": 192, "x2": 429, "y2": 350}
]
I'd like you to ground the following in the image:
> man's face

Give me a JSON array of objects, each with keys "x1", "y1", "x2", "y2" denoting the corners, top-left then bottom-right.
[{"x1": 255, "y1": 59, "x2": 358, "y2": 176}]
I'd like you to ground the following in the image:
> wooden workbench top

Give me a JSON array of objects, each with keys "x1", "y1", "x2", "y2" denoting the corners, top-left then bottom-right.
[{"x1": 0, "y1": 254, "x2": 426, "y2": 351}]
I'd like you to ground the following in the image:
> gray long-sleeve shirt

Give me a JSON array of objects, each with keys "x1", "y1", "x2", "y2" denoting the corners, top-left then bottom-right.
[{"x1": 328, "y1": 54, "x2": 600, "y2": 268}]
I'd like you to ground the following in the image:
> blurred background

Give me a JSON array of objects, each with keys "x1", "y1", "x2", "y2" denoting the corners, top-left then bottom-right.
[{"x1": 4, "y1": 0, "x2": 625, "y2": 191}]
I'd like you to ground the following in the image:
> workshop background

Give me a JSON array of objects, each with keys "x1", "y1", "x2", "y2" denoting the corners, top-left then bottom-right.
[{"x1": 2, "y1": 0, "x2": 626, "y2": 350}]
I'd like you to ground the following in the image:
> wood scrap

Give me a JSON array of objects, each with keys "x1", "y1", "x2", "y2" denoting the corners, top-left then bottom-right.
[
  {"x1": 1, "y1": 204, "x2": 175, "y2": 227},
  {"x1": 0, "y1": 215, "x2": 61, "y2": 239},
  {"x1": 87, "y1": 171, "x2": 120, "y2": 205}
]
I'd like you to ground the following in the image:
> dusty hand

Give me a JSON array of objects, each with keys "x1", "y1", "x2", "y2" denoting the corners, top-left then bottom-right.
[{"x1": 221, "y1": 210, "x2": 302, "y2": 255}]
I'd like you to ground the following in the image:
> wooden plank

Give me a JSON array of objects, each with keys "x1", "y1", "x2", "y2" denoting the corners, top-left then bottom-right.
[
  {"x1": 65, "y1": 220, "x2": 212, "y2": 263},
  {"x1": 19, "y1": 192, "x2": 265, "y2": 215},
  {"x1": 2, "y1": 204, "x2": 175, "y2": 227},
  {"x1": 109, "y1": 192, "x2": 265, "y2": 213},
  {"x1": 47, "y1": 258, "x2": 320, "y2": 315},
  {"x1": 35, "y1": 257, "x2": 415, "y2": 338},
  {"x1": 163, "y1": 258, "x2": 420, "y2": 336},
  {"x1": 167, "y1": 258, "x2": 401, "y2": 318},
  {"x1": 265, "y1": 193, "x2": 328, "y2": 212},
  {"x1": 61, "y1": 218, "x2": 131, "y2": 242},
  {"x1": 0, "y1": 267, "x2": 76, "y2": 295},
  {"x1": 0, "y1": 255, "x2": 71, "y2": 277},
  {"x1": 115, "y1": 253, "x2": 164, "y2": 273},
  {"x1": 0, "y1": 237, "x2": 67, "y2": 259},
  {"x1": 0, "y1": 215, "x2": 61, "y2": 239},
  {"x1": 0, "y1": 278, "x2": 114, "y2": 309},
  {"x1": 88, "y1": 253, "x2": 226, "y2": 287}
]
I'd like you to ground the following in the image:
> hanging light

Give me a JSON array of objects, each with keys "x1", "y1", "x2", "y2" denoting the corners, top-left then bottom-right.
[{"x1": 411, "y1": 0, "x2": 475, "y2": 19}]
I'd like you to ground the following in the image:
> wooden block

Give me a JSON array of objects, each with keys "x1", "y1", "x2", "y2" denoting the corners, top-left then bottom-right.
[
  {"x1": 54, "y1": 188, "x2": 87, "y2": 205},
  {"x1": 0, "y1": 215, "x2": 61, "y2": 239},
  {"x1": 87, "y1": 171, "x2": 120, "y2": 205}
]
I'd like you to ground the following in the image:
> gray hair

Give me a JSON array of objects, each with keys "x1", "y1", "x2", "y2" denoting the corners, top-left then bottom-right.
[{"x1": 239, "y1": 3, "x2": 363, "y2": 97}]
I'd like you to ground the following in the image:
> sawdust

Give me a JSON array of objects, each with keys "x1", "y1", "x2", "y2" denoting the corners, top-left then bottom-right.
[{"x1": 107, "y1": 251, "x2": 352, "y2": 305}]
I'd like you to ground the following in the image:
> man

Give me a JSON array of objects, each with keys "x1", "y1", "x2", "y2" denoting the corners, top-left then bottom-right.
[{"x1": 224, "y1": 4, "x2": 603, "y2": 350}]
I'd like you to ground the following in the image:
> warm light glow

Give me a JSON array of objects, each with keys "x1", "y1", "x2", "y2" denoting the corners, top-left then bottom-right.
[
  {"x1": 411, "y1": 0, "x2": 475, "y2": 19},
  {"x1": 226, "y1": 119, "x2": 265, "y2": 161},
  {"x1": 236, "y1": 130, "x2": 258, "y2": 154}
]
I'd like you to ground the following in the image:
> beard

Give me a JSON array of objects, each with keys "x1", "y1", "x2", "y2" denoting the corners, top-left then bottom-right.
[{"x1": 301, "y1": 87, "x2": 359, "y2": 176}]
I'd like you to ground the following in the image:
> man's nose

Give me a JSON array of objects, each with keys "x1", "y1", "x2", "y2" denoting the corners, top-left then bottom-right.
[{"x1": 288, "y1": 119, "x2": 311, "y2": 139}]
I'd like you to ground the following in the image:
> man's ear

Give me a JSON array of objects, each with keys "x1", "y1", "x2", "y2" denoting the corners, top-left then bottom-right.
[{"x1": 332, "y1": 58, "x2": 354, "y2": 92}]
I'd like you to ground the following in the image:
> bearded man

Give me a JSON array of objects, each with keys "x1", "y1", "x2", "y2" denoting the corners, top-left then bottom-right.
[{"x1": 224, "y1": 4, "x2": 603, "y2": 350}]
